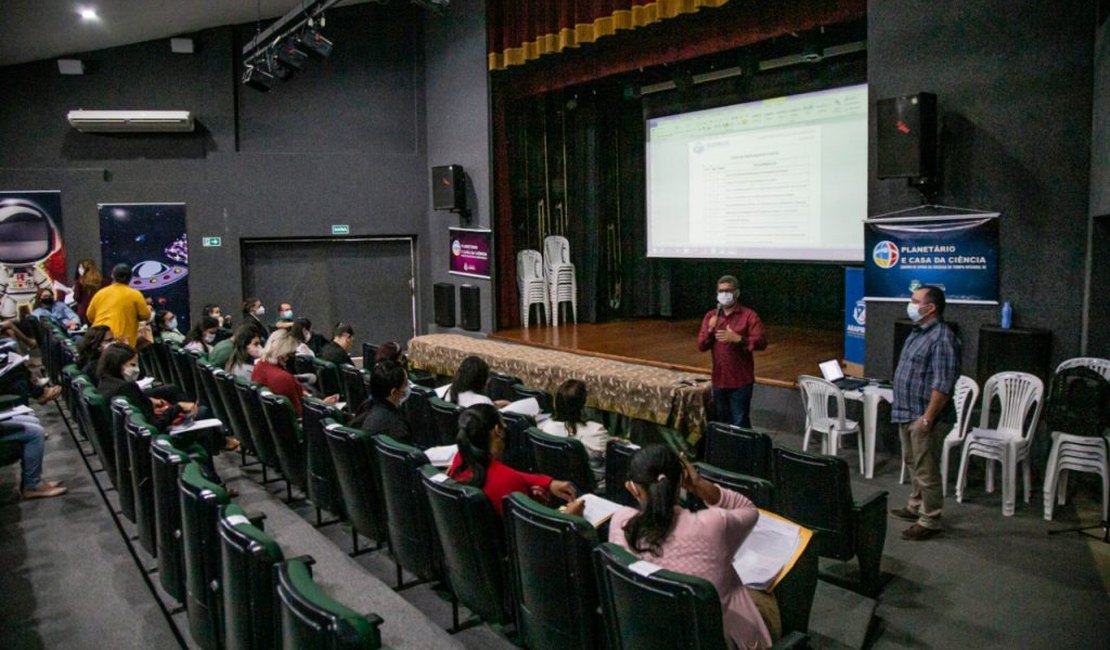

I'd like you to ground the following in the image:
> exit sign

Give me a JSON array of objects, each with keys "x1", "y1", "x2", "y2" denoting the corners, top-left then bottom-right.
[
  {"x1": 202, "y1": 236, "x2": 222, "y2": 247},
  {"x1": 331, "y1": 224, "x2": 350, "y2": 235}
]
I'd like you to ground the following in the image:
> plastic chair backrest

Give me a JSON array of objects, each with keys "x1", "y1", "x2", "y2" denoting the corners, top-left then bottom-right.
[
  {"x1": 275, "y1": 558, "x2": 383, "y2": 650},
  {"x1": 323, "y1": 421, "x2": 389, "y2": 545},
  {"x1": 950, "y1": 375, "x2": 980, "y2": 441},
  {"x1": 218, "y1": 503, "x2": 284, "y2": 650},
  {"x1": 517, "y1": 249, "x2": 545, "y2": 284},
  {"x1": 487, "y1": 371, "x2": 523, "y2": 403},
  {"x1": 301, "y1": 399, "x2": 346, "y2": 518},
  {"x1": 234, "y1": 379, "x2": 281, "y2": 469},
  {"x1": 703, "y1": 422, "x2": 774, "y2": 480},
  {"x1": 111, "y1": 396, "x2": 140, "y2": 522},
  {"x1": 979, "y1": 371, "x2": 1044, "y2": 439},
  {"x1": 693, "y1": 462, "x2": 775, "y2": 510},
  {"x1": 372, "y1": 434, "x2": 441, "y2": 582},
  {"x1": 544, "y1": 235, "x2": 571, "y2": 269},
  {"x1": 260, "y1": 392, "x2": 307, "y2": 492},
  {"x1": 428, "y1": 396, "x2": 462, "y2": 446},
  {"x1": 604, "y1": 440, "x2": 639, "y2": 507},
  {"x1": 311, "y1": 357, "x2": 342, "y2": 397},
  {"x1": 361, "y1": 342, "x2": 379, "y2": 369},
  {"x1": 215, "y1": 370, "x2": 255, "y2": 455},
  {"x1": 773, "y1": 447, "x2": 856, "y2": 561},
  {"x1": 151, "y1": 341, "x2": 174, "y2": 386},
  {"x1": 402, "y1": 385, "x2": 439, "y2": 449},
  {"x1": 169, "y1": 345, "x2": 200, "y2": 402},
  {"x1": 1045, "y1": 366, "x2": 1110, "y2": 437},
  {"x1": 338, "y1": 364, "x2": 369, "y2": 408},
  {"x1": 420, "y1": 465, "x2": 511, "y2": 625},
  {"x1": 592, "y1": 543, "x2": 728, "y2": 650},
  {"x1": 195, "y1": 360, "x2": 227, "y2": 423},
  {"x1": 527, "y1": 427, "x2": 596, "y2": 494},
  {"x1": 797, "y1": 375, "x2": 847, "y2": 431},
  {"x1": 125, "y1": 409, "x2": 158, "y2": 556},
  {"x1": 1056, "y1": 357, "x2": 1110, "y2": 382},
  {"x1": 179, "y1": 461, "x2": 230, "y2": 650},
  {"x1": 78, "y1": 388, "x2": 116, "y2": 483},
  {"x1": 500, "y1": 410, "x2": 536, "y2": 473},
  {"x1": 504, "y1": 493, "x2": 602, "y2": 650},
  {"x1": 151, "y1": 435, "x2": 189, "y2": 602}
]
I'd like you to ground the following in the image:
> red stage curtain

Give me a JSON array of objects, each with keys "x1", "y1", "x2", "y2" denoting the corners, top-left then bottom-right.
[{"x1": 487, "y1": 0, "x2": 732, "y2": 71}]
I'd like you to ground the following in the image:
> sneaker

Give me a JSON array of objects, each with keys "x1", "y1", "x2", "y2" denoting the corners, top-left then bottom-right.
[
  {"x1": 35, "y1": 385, "x2": 62, "y2": 405},
  {"x1": 22, "y1": 484, "x2": 68, "y2": 499},
  {"x1": 902, "y1": 523, "x2": 942, "y2": 541},
  {"x1": 889, "y1": 507, "x2": 920, "y2": 522}
]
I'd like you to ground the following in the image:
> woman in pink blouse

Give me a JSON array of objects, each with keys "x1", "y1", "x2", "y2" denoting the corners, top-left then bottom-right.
[{"x1": 604, "y1": 444, "x2": 772, "y2": 650}]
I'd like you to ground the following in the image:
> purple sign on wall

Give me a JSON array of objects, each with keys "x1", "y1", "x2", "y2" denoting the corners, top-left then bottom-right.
[{"x1": 448, "y1": 227, "x2": 492, "y2": 279}]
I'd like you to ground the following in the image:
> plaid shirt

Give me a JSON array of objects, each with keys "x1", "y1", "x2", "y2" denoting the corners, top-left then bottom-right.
[{"x1": 892, "y1": 319, "x2": 960, "y2": 423}]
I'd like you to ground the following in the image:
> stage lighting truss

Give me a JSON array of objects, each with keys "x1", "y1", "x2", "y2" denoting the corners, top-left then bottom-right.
[{"x1": 241, "y1": 0, "x2": 338, "y2": 92}]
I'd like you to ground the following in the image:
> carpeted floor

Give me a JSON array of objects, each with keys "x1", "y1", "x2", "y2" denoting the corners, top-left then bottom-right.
[{"x1": 2, "y1": 398, "x2": 1108, "y2": 649}]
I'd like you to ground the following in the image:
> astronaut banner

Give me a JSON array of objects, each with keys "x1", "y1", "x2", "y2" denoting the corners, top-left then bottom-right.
[
  {"x1": 864, "y1": 212, "x2": 1000, "y2": 304},
  {"x1": 98, "y1": 203, "x2": 191, "y2": 331},
  {"x1": 0, "y1": 191, "x2": 68, "y2": 320}
]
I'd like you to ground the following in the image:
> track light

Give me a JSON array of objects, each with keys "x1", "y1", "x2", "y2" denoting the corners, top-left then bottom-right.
[
  {"x1": 296, "y1": 29, "x2": 333, "y2": 58},
  {"x1": 241, "y1": 64, "x2": 275, "y2": 91},
  {"x1": 276, "y1": 41, "x2": 309, "y2": 69}
]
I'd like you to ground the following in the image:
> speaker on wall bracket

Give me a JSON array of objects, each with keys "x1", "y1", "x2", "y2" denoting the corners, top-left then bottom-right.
[
  {"x1": 877, "y1": 92, "x2": 939, "y2": 202},
  {"x1": 431, "y1": 164, "x2": 472, "y2": 224},
  {"x1": 434, "y1": 282, "x2": 456, "y2": 328}
]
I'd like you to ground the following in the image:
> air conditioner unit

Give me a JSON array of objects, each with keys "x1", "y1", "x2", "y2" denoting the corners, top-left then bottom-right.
[{"x1": 66, "y1": 110, "x2": 195, "y2": 133}]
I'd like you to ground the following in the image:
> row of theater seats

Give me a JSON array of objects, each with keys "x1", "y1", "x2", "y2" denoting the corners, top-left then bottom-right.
[{"x1": 39, "y1": 321, "x2": 386, "y2": 650}]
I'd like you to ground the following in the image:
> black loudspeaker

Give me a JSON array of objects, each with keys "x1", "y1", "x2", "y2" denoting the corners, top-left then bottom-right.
[
  {"x1": 977, "y1": 325, "x2": 1052, "y2": 389},
  {"x1": 877, "y1": 93, "x2": 937, "y2": 179},
  {"x1": 431, "y1": 165, "x2": 466, "y2": 211},
  {"x1": 433, "y1": 282, "x2": 455, "y2": 328},
  {"x1": 460, "y1": 284, "x2": 481, "y2": 331}
]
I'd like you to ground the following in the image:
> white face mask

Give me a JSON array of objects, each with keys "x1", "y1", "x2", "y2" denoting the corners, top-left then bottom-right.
[
  {"x1": 123, "y1": 365, "x2": 141, "y2": 381},
  {"x1": 167, "y1": 318, "x2": 178, "y2": 331},
  {"x1": 907, "y1": 302, "x2": 927, "y2": 322},
  {"x1": 248, "y1": 343, "x2": 262, "y2": 359},
  {"x1": 203, "y1": 333, "x2": 216, "y2": 344},
  {"x1": 77, "y1": 265, "x2": 85, "y2": 276},
  {"x1": 254, "y1": 305, "x2": 266, "y2": 316},
  {"x1": 717, "y1": 291, "x2": 736, "y2": 307},
  {"x1": 397, "y1": 384, "x2": 412, "y2": 405},
  {"x1": 303, "y1": 330, "x2": 311, "y2": 342}
]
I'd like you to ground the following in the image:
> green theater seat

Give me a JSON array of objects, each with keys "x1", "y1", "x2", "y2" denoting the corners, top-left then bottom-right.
[{"x1": 275, "y1": 558, "x2": 384, "y2": 650}]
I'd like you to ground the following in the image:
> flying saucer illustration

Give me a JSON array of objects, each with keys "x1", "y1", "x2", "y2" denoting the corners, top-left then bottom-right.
[{"x1": 129, "y1": 260, "x2": 188, "y2": 290}]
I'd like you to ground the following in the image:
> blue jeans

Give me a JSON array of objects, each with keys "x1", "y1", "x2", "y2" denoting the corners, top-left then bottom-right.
[
  {"x1": 712, "y1": 385, "x2": 754, "y2": 429},
  {"x1": 1, "y1": 418, "x2": 46, "y2": 489}
]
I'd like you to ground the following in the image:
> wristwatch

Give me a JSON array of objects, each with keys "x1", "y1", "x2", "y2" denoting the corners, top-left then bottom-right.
[{"x1": 920, "y1": 416, "x2": 931, "y2": 427}]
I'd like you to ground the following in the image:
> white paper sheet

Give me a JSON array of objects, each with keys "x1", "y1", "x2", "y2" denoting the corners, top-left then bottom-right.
[
  {"x1": 424, "y1": 444, "x2": 458, "y2": 467},
  {"x1": 580, "y1": 493, "x2": 624, "y2": 527},
  {"x1": 731, "y1": 514, "x2": 802, "y2": 591},
  {"x1": 137, "y1": 377, "x2": 155, "y2": 390},
  {"x1": 0, "y1": 404, "x2": 35, "y2": 421},
  {"x1": 500, "y1": 397, "x2": 540, "y2": 417},
  {"x1": 169, "y1": 417, "x2": 223, "y2": 434},
  {"x1": 434, "y1": 383, "x2": 452, "y2": 399}
]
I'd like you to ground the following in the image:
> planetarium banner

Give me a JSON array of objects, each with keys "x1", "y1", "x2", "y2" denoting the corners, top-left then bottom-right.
[
  {"x1": 0, "y1": 191, "x2": 68, "y2": 320},
  {"x1": 864, "y1": 212, "x2": 999, "y2": 304},
  {"x1": 98, "y1": 203, "x2": 191, "y2": 331}
]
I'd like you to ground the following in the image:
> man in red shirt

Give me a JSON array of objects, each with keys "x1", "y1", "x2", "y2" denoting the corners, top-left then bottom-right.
[{"x1": 697, "y1": 275, "x2": 767, "y2": 428}]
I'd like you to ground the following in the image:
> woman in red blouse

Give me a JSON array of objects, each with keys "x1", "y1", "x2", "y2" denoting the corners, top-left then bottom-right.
[
  {"x1": 447, "y1": 404, "x2": 576, "y2": 516},
  {"x1": 250, "y1": 329, "x2": 310, "y2": 416}
]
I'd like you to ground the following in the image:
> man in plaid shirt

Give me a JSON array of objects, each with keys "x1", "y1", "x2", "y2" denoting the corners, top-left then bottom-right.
[{"x1": 890, "y1": 285, "x2": 960, "y2": 541}]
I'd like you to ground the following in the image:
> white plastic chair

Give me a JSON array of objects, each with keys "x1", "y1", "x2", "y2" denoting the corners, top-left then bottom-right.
[
  {"x1": 899, "y1": 375, "x2": 979, "y2": 496},
  {"x1": 955, "y1": 372, "x2": 1044, "y2": 516},
  {"x1": 516, "y1": 249, "x2": 548, "y2": 327},
  {"x1": 1055, "y1": 357, "x2": 1110, "y2": 382},
  {"x1": 543, "y1": 235, "x2": 577, "y2": 326},
  {"x1": 1043, "y1": 431, "x2": 1109, "y2": 521},
  {"x1": 797, "y1": 375, "x2": 864, "y2": 473}
]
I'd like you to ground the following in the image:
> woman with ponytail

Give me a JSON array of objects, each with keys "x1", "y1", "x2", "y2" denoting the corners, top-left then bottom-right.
[
  {"x1": 447, "y1": 403, "x2": 577, "y2": 516},
  {"x1": 607, "y1": 444, "x2": 772, "y2": 650}
]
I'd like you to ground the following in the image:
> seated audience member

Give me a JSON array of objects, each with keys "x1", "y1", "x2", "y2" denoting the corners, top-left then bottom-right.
[
  {"x1": 241, "y1": 297, "x2": 269, "y2": 342},
  {"x1": 600, "y1": 444, "x2": 772, "y2": 650},
  {"x1": 183, "y1": 316, "x2": 219, "y2": 355},
  {"x1": 448, "y1": 355, "x2": 509, "y2": 408},
  {"x1": 97, "y1": 343, "x2": 198, "y2": 431},
  {"x1": 252, "y1": 330, "x2": 338, "y2": 417},
  {"x1": 225, "y1": 327, "x2": 262, "y2": 380},
  {"x1": 289, "y1": 319, "x2": 320, "y2": 357},
  {"x1": 73, "y1": 258, "x2": 107, "y2": 325},
  {"x1": 1, "y1": 415, "x2": 66, "y2": 499},
  {"x1": 319, "y1": 322, "x2": 355, "y2": 367},
  {"x1": 76, "y1": 325, "x2": 115, "y2": 378},
  {"x1": 202, "y1": 303, "x2": 232, "y2": 341},
  {"x1": 31, "y1": 289, "x2": 80, "y2": 330},
  {"x1": 0, "y1": 318, "x2": 37, "y2": 351},
  {"x1": 538, "y1": 379, "x2": 613, "y2": 486},
  {"x1": 374, "y1": 340, "x2": 403, "y2": 364},
  {"x1": 275, "y1": 302, "x2": 295, "y2": 329},
  {"x1": 359, "y1": 360, "x2": 411, "y2": 441},
  {"x1": 153, "y1": 309, "x2": 185, "y2": 345},
  {"x1": 447, "y1": 403, "x2": 576, "y2": 516},
  {"x1": 208, "y1": 324, "x2": 250, "y2": 369}
]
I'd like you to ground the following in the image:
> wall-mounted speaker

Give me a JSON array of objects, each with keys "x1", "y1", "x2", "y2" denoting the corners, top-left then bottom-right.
[
  {"x1": 977, "y1": 325, "x2": 1052, "y2": 389},
  {"x1": 433, "y1": 282, "x2": 455, "y2": 328},
  {"x1": 432, "y1": 165, "x2": 466, "y2": 211},
  {"x1": 877, "y1": 93, "x2": 937, "y2": 179},
  {"x1": 460, "y1": 284, "x2": 481, "y2": 331}
]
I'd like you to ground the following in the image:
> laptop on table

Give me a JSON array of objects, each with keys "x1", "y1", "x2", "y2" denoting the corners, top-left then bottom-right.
[{"x1": 817, "y1": 359, "x2": 869, "y2": 391}]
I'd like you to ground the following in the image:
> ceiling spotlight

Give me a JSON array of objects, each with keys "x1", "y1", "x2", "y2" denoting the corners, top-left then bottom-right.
[
  {"x1": 78, "y1": 8, "x2": 99, "y2": 21},
  {"x1": 297, "y1": 29, "x2": 333, "y2": 58},
  {"x1": 241, "y1": 65, "x2": 275, "y2": 92},
  {"x1": 275, "y1": 41, "x2": 309, "y2": 69}
]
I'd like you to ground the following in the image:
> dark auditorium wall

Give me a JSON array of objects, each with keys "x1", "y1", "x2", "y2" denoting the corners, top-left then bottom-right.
[
  {"x1": 0, "y1": 2, "x2": 495, "y2": 335},
  {"x1": 1089, "y1": 15, "x2": 1110, "y2": 356},
  {"x1": 865, "y1": 1, "x2": 1097, "y2": 378}
]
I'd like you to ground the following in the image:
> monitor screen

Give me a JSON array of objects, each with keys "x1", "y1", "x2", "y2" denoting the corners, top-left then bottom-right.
[
  {"x1": 818, "y1": 359, "x2": 845, "y2": 381},
  {"x1": 448, "y1": 227, "x2": 492, "y2": 279}
]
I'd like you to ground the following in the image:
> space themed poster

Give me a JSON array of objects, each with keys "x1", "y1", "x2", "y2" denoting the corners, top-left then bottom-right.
[
  {"x1": 0, "y1": 191, "x2": 67, "y2": 320},
  {"x1": 98, "y1": 203, "x2": 191, "y2": 331}
]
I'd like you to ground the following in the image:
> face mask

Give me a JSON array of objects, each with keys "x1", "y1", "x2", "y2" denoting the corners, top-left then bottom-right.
[
  {"x1": 123, "y1": 365, "x2": 141, "y2": 381},
  {"x1": 77, "y1": 265, "x2": 85, "y2": 276},
  {"x1": 396, "y1": 384, "x2": 412, "y2": 405},
  {"x1": 41, "y1": 296, "x2": 55, "y2": 306},
  {"x1": 204, "y1": 333, "x2": 216, "y2": 344},
  {"x1": 167, "y1": 318, "x2": 178, "y2": 331},
  {"x1": 254, "y1": 305, "x2": 265, "y2": 316},
  {"x1": 717, "y1": 291, "x2": 736, "y2": 307},
  {"x1": 907, "y1": 302, "x2": 927, "y2": 322},
  {"x1": 281, "y1": 310, "x2": 294, "y2": 320},
  {"x1": 303, "y1": 331, "x2": 311, "y2": 342},
  {"x1": 248, "y1": 344, "x2": 262, "y2": 359}
]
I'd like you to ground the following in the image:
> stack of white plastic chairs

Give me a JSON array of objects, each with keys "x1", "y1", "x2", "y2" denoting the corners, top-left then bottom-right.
[
  {"x1": 1042, "y1": 357, "x2": 1110, "y2": 522},
  {"x1": 516, "y1": 249, "x2": 548, "y2": 328},
  {"x1": 543, "y1": 235, "x2": 577, "y2": 326}
]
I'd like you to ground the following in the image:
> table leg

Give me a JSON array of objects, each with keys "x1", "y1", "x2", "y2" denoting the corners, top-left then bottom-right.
[{"x1": 864, "y1": 393, "x2": 878, "y2": 479}]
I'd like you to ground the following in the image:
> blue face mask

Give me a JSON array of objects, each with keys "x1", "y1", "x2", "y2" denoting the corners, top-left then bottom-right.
[{"x1": 281, "y1": 310, "x2": 293, "y2": 320}]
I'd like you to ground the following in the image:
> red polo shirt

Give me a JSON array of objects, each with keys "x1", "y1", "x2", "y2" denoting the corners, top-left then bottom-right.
[{"x1": 697, "y1": 305, "x2": 767, "y2": 389}]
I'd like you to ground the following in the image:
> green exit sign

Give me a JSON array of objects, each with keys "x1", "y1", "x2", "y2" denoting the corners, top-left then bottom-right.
[
  {"x1": 202, "y1": 236, "x2": 222, "y2": 247},
  {"x1": 331, "y1": 224, "x2": 350, "y2": 235}
]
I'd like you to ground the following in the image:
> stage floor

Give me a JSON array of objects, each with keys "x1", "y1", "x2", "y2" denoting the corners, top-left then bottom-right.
[{"x1": 490, "y1": 318, "x2": 843, "y2": 388}]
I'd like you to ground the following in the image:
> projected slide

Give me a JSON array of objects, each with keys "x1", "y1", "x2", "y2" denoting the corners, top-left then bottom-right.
[{"x1": 647, "y1": 84, "x2": 867, "y2": 261}]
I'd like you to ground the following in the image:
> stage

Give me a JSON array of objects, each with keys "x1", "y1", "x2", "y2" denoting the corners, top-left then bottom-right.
[{"x1": 489, "y1": 318, "x2": 843, "y2": 389}]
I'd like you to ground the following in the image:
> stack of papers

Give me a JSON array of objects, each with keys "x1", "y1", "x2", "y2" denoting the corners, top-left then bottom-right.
[
  {"x1": 732, "y1": 510, "x2": 808, "y2": 591},
  {"x1": 0, "y1": 404, "x2": 35, "y2": 421},
  {"x1": 169, "y1": 418, "x2": 223, "y2": 434},
  {"x1": 501, "y1": 397, "x2": 539, "y2": 416},
  {"x1": 434, "y1": 384, "x2": 452, "y2": 399},
  {"x1": 0, "y1": 353, "x2": 28, "y2": 378},
  {"x1": 424, "y1": 444, "x2": 458, "y2": 467},
  {"x1": 579, "y1": 493, "x2": 624, "y2": 527},
  {"x1": 137, "y1": 377, "x2": 155, "y2": 390}
]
